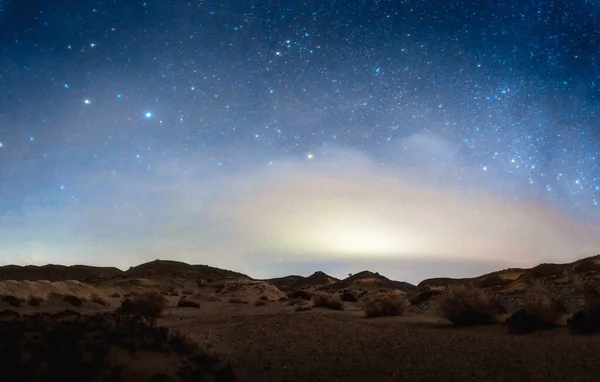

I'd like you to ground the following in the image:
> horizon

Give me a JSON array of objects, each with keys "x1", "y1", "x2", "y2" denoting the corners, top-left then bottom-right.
[{"x1": 2, "y1": 1, "x2": 600, "y2": 285}]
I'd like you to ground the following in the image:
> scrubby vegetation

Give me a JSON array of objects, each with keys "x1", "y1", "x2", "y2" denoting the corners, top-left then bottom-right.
[
  {"x1": 227, "y1": 297, "x2": 249, "y2": 304},
  {"x1": 177, "y1": 298, "x2": 200, "y2": 308},
  {"x1": 505, "y1": 280, "x2": 564, "y2": 333},
  {"x1": 436, "y1": 285, "x2": 499, "y2": 326},
  {"x1": 312, "y1": 293, "x2": 344, "y2": 310},
  {"x1": 362, "y1": 293, "x2": 407, "y2": 318},
  {"x1": 568, "y1": 276, "x2": 600, "y2": 334},
  {"x1": 0, "y1": 311, "x2": 237, "y2": 381},
  {"x1": 117, "y1": 291, "x2": 167, "y2": 318},
  {"x1": 253, "y1": 299, "x2": 267, "y2": 306},
  {"x1": 294, "y1": 304, "x2": 312, "y2": 312}
]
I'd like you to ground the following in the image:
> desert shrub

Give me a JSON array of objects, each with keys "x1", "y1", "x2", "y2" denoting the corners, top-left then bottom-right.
[
  {"x1": 287, "y1": 290, "x2": 312, "y2": 300},
  {"x1": 118, "y1": 291, "x2": 167, "y2": 318},
  {"x1": 568, "y1": 277, "x2": 600, "y2": 334},
  {"x1": 1, "y1": 295, "x2": 24, "y2": 307},
  {"x1": 54, "y1": 294, "x2": 85, "y2": 307},
  {"x1": 110, "y1": 293, "x2": 121, "y2": 298},
  {"x1": 436, "y1": 285, "x2": 498, "y2": 326},
  {"x1": 259, "y1": 295, "x2": 268, "y2": 301},
  {"x1": 28, "y1": 296, "x2": 44, "y2": 307},
  {"x1": 505, "y1": 281, "x2": 564, "y2": 334},
  {"x1": 227, "y1": 297, "x2": 249, "y2": 304},
  {"x1": 362, "y1": 293, "x2": 407, "y2": 318},
  {"x1": 524, "y1": 280, "x2": 564, "y2": 321},
  {"x1": 286, "y1": 298, "x2": 304, "y2": 306},
  {"x1": 91, "y1": 293, "x2": 108, "y2": 306},
  {"x1": 0, "y1": 312, "x2": 237, "y2": 381},
  {"x1": 340, "y1": 291, "x2": 358, "y2": 302},
  {"x1": 253, "y1": 299, "x2": 267, "y2": 306},
  {"x1": 177, "y1": 298, "x2": 200, "y2": 308},
  {"x1": 409, "y1": 289, "x2": 442, "y2": 306},
  {"x1": 312, "y1": 293, "x2": 344, "y2": 310},
  {"x1": 295, "y1": 304, "x2": 312, "y2": 312},
  {"x1": 182, "y1": 290, "x2": 194, "y2": 296}
]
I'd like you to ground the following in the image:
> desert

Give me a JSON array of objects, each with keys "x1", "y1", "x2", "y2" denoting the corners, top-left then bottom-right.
[{"x1": 1, "y1": 257, "x2": 600, "y2": 381}]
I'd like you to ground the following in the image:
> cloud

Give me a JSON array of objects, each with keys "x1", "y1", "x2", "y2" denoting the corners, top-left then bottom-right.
[{"x1": 1, "y1": 135, "x2": 599, "y2": 283}]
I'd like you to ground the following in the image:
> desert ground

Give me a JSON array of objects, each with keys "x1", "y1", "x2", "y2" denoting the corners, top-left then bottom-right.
[{"x1": 1, "y1": 258, "x2": 600, "y2": 381}]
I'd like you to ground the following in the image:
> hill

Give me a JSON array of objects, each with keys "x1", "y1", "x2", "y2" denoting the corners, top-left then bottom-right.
[
  {"x1": 418, "y1": 254, "x2": 600, "y2": 292},
  {"x1": 0, "y1": 264, "x2": 122, "y2": 282},
  {"x1": 266, "y1": 271, "x2": 338, "y2": 292},
  {"x1": 124, "y1": 260, "x2": 250, "y2": 281},
  {"x1": 318, "y1": 270, "x2": 418, "y2": 294}
]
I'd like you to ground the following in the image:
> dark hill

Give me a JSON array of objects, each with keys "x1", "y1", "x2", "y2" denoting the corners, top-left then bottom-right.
[
  {"x1": 124, "y1": 260, "x2": 250, "y2": 280},
  {"x1": 0, "y1": 264, "x2": 122, "y2": 282},
  {"x1": 266, "y1": 271, "x2": 338, "y2": 292},
  {"x1": 318, "y1": 270, "x2": 418, "y2": 293}
]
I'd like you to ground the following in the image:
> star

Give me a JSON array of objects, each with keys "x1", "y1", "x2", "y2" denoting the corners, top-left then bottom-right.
[
  {"x1": 84, "y1": 99, "x2": 91, "y2": 104},
  {"x1": 144, "y1": 112, "x2": 153, "y2": 118}
]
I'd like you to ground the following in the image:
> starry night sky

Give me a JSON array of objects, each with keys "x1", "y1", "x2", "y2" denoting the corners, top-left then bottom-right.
[{"x1": 1, "y1": 0, "x2": 600, "y2": 283}]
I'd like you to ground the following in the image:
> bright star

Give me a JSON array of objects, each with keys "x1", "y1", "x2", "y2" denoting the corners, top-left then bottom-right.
[
  {"x1": 307, "y1": 153, "x2": 314, "y2": 159},
  {"x1": 0, "y1": 142, "x2": 3, "y2": 148},
  {"x1": 84, "y1": 99, "x2": 91, "y2": 104},
  {"x1": 144, "y1": 112, "x2": 153, "y2": 118}
]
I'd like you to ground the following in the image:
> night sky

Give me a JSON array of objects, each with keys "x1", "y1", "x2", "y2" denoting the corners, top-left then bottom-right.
[{"x1": 1, "y1": 1, "x2": 600, "y2": 283}]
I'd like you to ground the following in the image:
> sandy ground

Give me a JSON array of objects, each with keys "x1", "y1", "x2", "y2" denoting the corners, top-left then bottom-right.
[{"x1": 157, "y1": 300, "x2": 600, "y2": 382}]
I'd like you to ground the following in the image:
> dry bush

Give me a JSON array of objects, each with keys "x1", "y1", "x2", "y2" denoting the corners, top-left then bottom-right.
[
  {"x1": 506, "y1": 281, "x2": 564, "y2": 334},
  {"x1": 340, "y1": 291, "x2": 358, "y2": 302},
  {"x1": 182, "y1": 290, "x2": 194, "y2": 296},
  {"x1": 568, "y1": 275, "x2": 600, "y2": 334},
  {"x1": 362, "y1": 293, "x2": 407, "y2": 318},
  {"x1": 312, "y1": 293, "x2": 344, "y2": 310},
  {"x1": 110, "y1": 293, "x2": 121, "y2": 298},
  {"x1": 436, "y1": 285, "x2": 498, "y2": 326},
  {"x1": 91, "y1": 293, "x2": 108, "y2": 306},
  {"x1": 54, "y1": 293, "x2": 86, "y2": 307},
  {"x1": 227, "y1": 297, "x2": 249, "y2": 304},
  {"x1": 286, "y1": 298, "x2": 304, "y2": 306},
  {"x1": 177, "y1": 298, "x2": 200, "y2": 308},
  {"x1": 118, "y1": 291, "x2": 167, "y2": 318},
  {"x1": 253, "y1": 299, "x2": 267, "y2": 306},
  {"x1": 28, "y1": 296, "x2": 44, "y2": 307},
  {"x1": 1, "y1": 295, "x2": 24, "y2": 307},
  {"x1": 524, "y1": 280, "x2": 564, "y2": 323},
  {"x1": 295, "y1": 304, "x2": 312, "y2": 312},
  {"x1": 0, "y1": 312, "x2": 237, "y2": 381}
]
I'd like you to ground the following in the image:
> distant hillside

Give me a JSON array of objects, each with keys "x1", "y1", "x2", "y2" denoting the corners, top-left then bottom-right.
[
  {"x1": 0, "y1": 260, "x2": 250, "y2": 283},
  {"x1": 266, "y1": 271, "x2": 338, "y2": 291},
  {"x1": 124, "y1": 260, "x2": 250, "y2": 281},
  {"x1": 0, "y1": 264, "x2": 122, "y2": 282},
  {"x1": 418, "y1": 254, "x2": 600, "y2": 291},
  {"x1": 318, "y1": 271, "x2": 418, "y2": 294}
]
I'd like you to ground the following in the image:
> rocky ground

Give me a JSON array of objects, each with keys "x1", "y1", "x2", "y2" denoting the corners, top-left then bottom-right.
[
  {"x1": 160, "y1": 300, "x2": 600, "y2": 382},
  {"x1": 2, "y1": 257, "x2": 600, "y2": 381}
]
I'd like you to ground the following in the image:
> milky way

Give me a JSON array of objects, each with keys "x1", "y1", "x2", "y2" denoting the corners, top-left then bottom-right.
[{"x1": 1, "y1": 1, "x2": 600, "y2": 282}]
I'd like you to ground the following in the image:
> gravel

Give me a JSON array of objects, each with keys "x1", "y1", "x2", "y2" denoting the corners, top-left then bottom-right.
[{"x1": 163, "y1": 308, "x2": 600, "y2": 382}]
